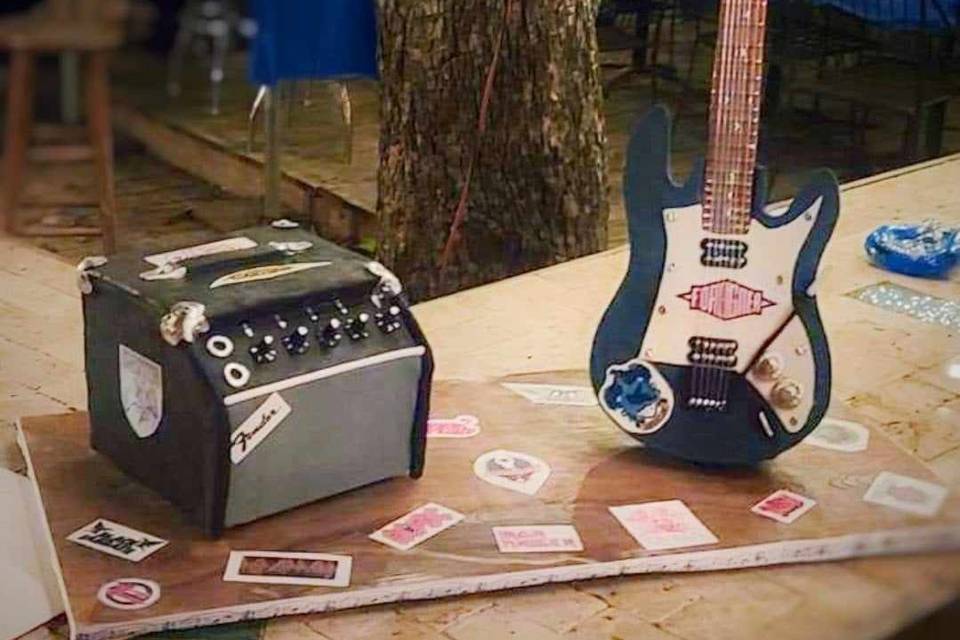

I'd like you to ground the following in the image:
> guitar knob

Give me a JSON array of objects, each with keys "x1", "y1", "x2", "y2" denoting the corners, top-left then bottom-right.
[
  {"x1": 282, "y1": 325, "x2": 310, "y2": 355},
  {"x1": 771, "y1": 379, "x2": 803, "y2": 409},
  {"x1": 249, "y1": 335, "x2": 277, "y2": 364},
  {"x1": 753, "y1": 353, "x2": 784, "y2": 380}
]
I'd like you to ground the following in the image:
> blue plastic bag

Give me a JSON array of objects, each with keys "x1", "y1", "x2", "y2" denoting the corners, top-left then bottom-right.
[{"x1": 865, "y1": 220, "x2": 960, "y2": 279}]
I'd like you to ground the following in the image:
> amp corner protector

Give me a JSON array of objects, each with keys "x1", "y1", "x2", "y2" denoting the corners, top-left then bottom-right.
[
  {"x1": 159, "y1": 301, "x2": 210, "y2": 346},
  {"x1": 76, "y1": 256, "x2": 109, "y2": 295}
]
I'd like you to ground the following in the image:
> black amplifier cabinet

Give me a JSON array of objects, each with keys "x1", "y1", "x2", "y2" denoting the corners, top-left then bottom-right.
[{"x1": 78, "y1": 223, "x2": 433, "y2": 536}]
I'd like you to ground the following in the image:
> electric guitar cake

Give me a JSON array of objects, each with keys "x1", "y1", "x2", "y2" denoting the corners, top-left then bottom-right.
[{"x1": 590, "y1": 0, "x2": 839, "y2": 465}]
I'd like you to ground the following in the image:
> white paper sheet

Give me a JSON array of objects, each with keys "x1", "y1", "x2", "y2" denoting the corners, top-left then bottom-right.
[{"x1": 0, "y1": 468, "x2": 63, "y2": 640}]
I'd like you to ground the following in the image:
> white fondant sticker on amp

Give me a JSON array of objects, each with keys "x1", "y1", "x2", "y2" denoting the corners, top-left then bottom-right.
[
  {"x1": 143, "y1": 236, "x2": 257, "y2": 266},
  {"x1": 119, "y1": 345, "x2": 163, "y2": 438},
  {"x1": 598, "y1": 358, "x2": 674, "y2": 435},
  {"x1": 210, "y1": 262, "x2": 331, "y2": 289},
  {"x1": 230, "y1": 392, "x2": 292, "y2": 464}
]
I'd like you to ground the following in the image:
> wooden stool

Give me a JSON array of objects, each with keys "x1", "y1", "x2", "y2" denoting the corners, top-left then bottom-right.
[{"x1": 0, "y1": 10, "x2": 124, "y2": 253}]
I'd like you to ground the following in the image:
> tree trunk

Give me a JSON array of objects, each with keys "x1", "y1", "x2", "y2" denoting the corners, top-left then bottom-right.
[{"x1": 377, "y1": 0, "x2": 609, "y2": 301}]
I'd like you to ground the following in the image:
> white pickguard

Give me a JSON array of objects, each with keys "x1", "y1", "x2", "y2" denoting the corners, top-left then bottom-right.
[
  {"x1": 640, "y1": 198, "x2": 822, "y2": 374},
  {"x1": 745, "y1": 314, "x2": 817, "y2": 433}
]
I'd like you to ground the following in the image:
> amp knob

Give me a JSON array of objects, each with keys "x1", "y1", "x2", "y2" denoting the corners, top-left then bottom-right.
[
  {"x1": 376, "y1": 305, "x2": 403, "y2": 333},
  {"x1": 320, "y1": 318, "x2": 343, "y2": 348},
  {"x1": 346, "y1": 312, "x2": 370, "y2": 340},
  {"x1": 753, "y1": 353, "x2": 784, "y2": 381},
  {"x1": 770, "y1": 378, "x2": 803, "y2": 410},
  {"x1": 249, "y1": 335, "x2": 277, "y2": 364},
  {"x1": 282, "y1": 325, "x2": 310, "y2": 355}
]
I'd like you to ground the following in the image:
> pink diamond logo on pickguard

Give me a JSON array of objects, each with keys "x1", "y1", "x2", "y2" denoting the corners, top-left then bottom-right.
[{"x1": 678, "y1": 279, "x2": 775, "y2": 321}]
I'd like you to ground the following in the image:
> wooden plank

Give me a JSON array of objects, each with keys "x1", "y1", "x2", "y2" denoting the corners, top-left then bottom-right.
[
  {"x1": 19, "y1": 374, "x2": 960, "y2": 640},
  {"x1": 112, "y1": 103, "x2": 309, "y2": 213},
  {"x1": 112, "y1": 102, "x2": 370, "y2": 245},
  {"x1": 1, "y1": 420, "x2": 26, "y2": 475},
  {"x1": 0, "y1": 336, "x2": 86, "y2": 413},
  {"x1": 0, "y1": 255, "x2": 83, "y2": 369},
  {"x1": 0, "y1": 237, "x2": 80, "y2": 296}
]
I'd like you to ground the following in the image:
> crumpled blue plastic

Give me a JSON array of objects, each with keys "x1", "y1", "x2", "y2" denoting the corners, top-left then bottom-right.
[{"x1": 865, "y1": 220, "x2": 960, "y2": 279}]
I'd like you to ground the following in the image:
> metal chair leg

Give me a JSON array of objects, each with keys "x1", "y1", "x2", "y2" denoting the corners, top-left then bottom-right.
[
  {"x1": 337, "y1": 82, "x2": 353, "y2": 165},
  {"x1": 284, "y1": 81, "x2": 296, "y2": 126},
  {"x1": 263, "y1": 87, "x2": 281, "y2": 219},
  {"x1": 60, "y1": 51, "x2": 81, "y2": 124},
  {"x1": 209, "y1": 21, "x2": 231, "y2": 115},
  {"x1": 247, "y1": 84, "x2": 267, "y2": 152},
  {"x1": 167, "y1": 20, "x2": 192, "y2": 97}
]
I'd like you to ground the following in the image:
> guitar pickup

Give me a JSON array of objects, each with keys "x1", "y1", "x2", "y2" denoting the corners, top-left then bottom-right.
[
  {"x1": 700, "y1": 238, "x2": 748, "y2": 269},
  {"x1": 687, "y1": 336, "x2": 738, "y2": 368}
]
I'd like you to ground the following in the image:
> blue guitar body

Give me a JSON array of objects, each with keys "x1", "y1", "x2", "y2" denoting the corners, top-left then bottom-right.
[{"x1": 589, "y1": 106, "x2": 840, "y2": 465}]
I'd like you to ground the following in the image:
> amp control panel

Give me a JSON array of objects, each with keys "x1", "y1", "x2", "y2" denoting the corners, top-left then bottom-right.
[{"x1": 198, "y1": 294, "x2": 415, "y2": 396}]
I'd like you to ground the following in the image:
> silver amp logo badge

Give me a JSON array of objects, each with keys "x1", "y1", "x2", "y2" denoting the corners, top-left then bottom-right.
[{"x1": 678, "y1": 279, "x2": 775, "y2": 321}]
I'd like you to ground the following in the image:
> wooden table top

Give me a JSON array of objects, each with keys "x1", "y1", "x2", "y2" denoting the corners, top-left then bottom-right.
[{"x1": 2, "y1": 153, "x2": 960, "y2": 640}]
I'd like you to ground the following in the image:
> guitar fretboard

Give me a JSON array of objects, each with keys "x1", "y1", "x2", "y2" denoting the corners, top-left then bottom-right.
[{"x1": 702, "y1": 0, "x2": 768, "y2": 235}]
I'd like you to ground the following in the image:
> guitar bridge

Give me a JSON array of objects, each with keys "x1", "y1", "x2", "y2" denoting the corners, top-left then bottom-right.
[
  {"x1": 700, "y1": 238, "x2": 748, "y2": 269},
  {"x1": 686, "y1": 337, "x2": 738, "y2": 412}
]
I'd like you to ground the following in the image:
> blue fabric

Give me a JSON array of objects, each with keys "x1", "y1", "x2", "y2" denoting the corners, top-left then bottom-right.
[
  {"x1": 249, "y1": 0, "x2": 378, "y2": 86},
  {"x1": 809, "y1": 1, "x2": 958, "y2": 29}
]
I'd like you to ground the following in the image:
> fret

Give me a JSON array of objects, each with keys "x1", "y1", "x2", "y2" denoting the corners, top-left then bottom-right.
[{"x1": 702, "y1": 0, "x2": 768, "y2": 235}]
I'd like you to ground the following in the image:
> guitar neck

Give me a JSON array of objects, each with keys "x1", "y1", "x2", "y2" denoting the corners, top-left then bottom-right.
[{"x1": 703, "y1": 0, "x2": 769, "y2": 235}]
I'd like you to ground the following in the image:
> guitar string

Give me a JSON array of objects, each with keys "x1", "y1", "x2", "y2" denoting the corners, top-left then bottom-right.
[
  {"x1": 718, "y1": 0, "x2": 750, "y2": 407},
  {"x1": 727, "y1": 0, "x2": 756, "y2": 402},
  {"x1": 703, "y1": 0, "x2": 728, "y2": 408},
  {"x1": 697, "y1": 0, "x2": 727, "y2": 406},
  {"x1": 724, "y1": 0, "x2": 767, "y2": 406},
  {"x1": 726, "y1": 0, "x2": 755, "y2": 403},
  {"x1": 707, "y1": 0, "x2": 746, "y2": 406},
  {"x1": 709, "y1": 0, "x2": 742, "y2": 408},
  {"x1": 716, "y1": 0, "x2": 750, "y2": 406},
  {"x1": 743, "y1": 1, "x2": 754, "y2": 236},
  {"x1": 723, "y1": 0, "x2": 754, "y2": 404},
  {"x1": 699, "y1": 0, "x2": 737, "y2": 408},
  {"x1": 712, "y1": 0, "x2": 739, "y2": 406},
  {"x1": 719, "y1": 0, "x2": 761, "y2": 407}
]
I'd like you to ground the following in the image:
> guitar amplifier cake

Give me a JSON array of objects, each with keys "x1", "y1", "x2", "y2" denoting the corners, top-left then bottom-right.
[{"x1": 77, "y1": 222, "x2": 433, "y2": 536}]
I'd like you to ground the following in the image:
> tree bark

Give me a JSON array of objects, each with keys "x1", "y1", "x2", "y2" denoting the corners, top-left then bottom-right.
[{"x1": 377, "y1": 0, "x2": 609, "y2": 301}]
